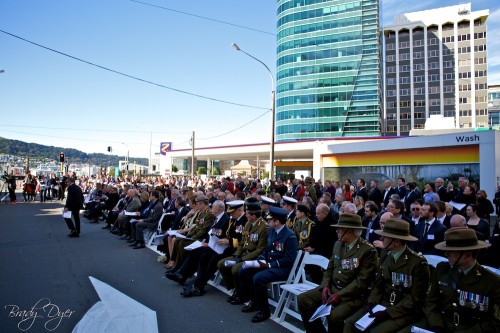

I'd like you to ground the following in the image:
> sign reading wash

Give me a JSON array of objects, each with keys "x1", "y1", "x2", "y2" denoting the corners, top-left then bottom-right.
[
  {"x1": 160, "y1": 142, "x2": 172, "y2": 156},
  {"x1": 455, "y1": 134, "x2": 480, "y2": 143}
]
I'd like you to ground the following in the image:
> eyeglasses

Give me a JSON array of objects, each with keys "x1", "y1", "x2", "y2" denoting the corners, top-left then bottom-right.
[{"x1": 411, "y1": 208, "x2": 420, "y2": 211}]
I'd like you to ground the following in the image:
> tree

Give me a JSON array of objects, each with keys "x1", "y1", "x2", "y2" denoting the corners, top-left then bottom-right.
[
  {"x1": 197, "y1": 166, "x2": 207, "y2": 175},
  {"x1": 211, "y1": 166, "x2": 219, "y2": 175},
  {"x1": 171, "y1": 165, "x2": 179, "y2": 173}
]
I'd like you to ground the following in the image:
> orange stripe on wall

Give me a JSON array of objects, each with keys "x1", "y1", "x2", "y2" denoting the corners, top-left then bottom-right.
[{"x1": 322, "y1": 145, "x2": 479, "y2": 167}]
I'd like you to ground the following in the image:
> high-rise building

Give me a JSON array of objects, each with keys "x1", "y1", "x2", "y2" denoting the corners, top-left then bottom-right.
[
  {"x1": 275, "y1": 0, "x2": 381, "y2": 141},
  {"x1": 488, "y1": 85, "x2": 500, "y2": 128},
  {"x1": 383, "y1": 3, "x2": 489, "y2": 136}
]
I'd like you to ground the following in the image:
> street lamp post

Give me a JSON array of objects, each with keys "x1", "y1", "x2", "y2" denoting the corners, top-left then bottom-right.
[
  {"x1": 121, "y1": 142, "x2": 129, "y2": 174},
  {"x1": 232, "y1": 43, "x2": 276, "y2": 180}
]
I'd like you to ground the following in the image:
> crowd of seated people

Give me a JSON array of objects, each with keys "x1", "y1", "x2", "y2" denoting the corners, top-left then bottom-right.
[{"x1": 39, "y1": 172, "x2": 500, "y2": 328}]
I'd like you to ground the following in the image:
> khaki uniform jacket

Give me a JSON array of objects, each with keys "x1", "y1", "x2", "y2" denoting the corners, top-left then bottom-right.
[
  {"x1": 369, "y1": 247, "x2": 430, "y2": 319},
  {"x1": 187, "y1": 208, "x2": 216, "y2": 241},
  {"x1": 233, "y1": 217, "x2": 268, "y2": 261},
  {"x1": 294, "y1": 217, "x2": 314, "y2": 249},
  {"x1": 426, "y1": 262, "x2": 500, "y2": 332},
  {"x1": 305, "y1": 185, "x2": 317, "y2": 204},
  {"x1": 321, "y1": 238, "x2": 378, "y2": 304}
]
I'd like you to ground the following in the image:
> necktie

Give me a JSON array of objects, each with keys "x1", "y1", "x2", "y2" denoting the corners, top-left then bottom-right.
[
  {"x1": 365, "y1": 220, "x2": 373, "y2": 240},
  {"x1": 423, "y1": 222, "x2": 430, "y2": 239}
]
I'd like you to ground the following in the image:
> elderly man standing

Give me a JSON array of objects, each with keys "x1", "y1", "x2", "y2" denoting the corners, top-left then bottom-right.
[
  {"x1": 344, "y1": 218, "x2": 430, "y2": 333},
  {"x1": 237, "y1": 206, "x2": 298, "y2": 323},
  {"x1": 400, "y1": 228, "x2": 500, "y2": 333},
  {"x1": 298, "y1": 213, "x2": 378, "y2": 333},
  {"x1": 63, "y1": 177, "x2": 84, "y2": 237}
]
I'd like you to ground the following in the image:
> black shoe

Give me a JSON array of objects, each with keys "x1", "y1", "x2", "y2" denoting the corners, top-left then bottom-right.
[
  {"x1": 68, "y1": 230, "x2": 79, "y2": 238},
  {"x1": 129, "y1": 241, "x2": 139, "y2": 247},
  {"x1": 227, "y1": 291, "x2": 238, "y2": 303},
  {"x1": 102, "y1": 225, "x2": 111, "y2": 230},
  {"x1": 110, "y1": 228, "x2": 119, "y2": 235},
  {"x1": 132, "y1": 243, "x2": 145, "y2": 249},
  {"x1": 166, "y1": 272, "x2": 186, "y2": 284},
  {"x1": 183, "y1": 286, "x2": 204, "y2": 297},
  {"x1": 251, "y1": 311, "x2": 270, "y2": 323},
  {"x1": 229, "y1": 296, "x2": 247, "y2": 305},
  {"x1": 242, "y1": 301, "x2": 258, "y2": 313},
  {"x1": 121, "y1": 235, "x2": 130, "y2": 240}
]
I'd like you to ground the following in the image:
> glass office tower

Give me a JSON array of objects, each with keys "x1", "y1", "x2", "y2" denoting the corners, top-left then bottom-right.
[{"x1": 276, "y1": 0, "x2": 381, "y2": 141}]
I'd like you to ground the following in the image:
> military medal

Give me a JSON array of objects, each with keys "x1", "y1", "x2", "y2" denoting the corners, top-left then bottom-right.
[{"x1": 459, "y1": 291, "x2": 465, "y2": 306}]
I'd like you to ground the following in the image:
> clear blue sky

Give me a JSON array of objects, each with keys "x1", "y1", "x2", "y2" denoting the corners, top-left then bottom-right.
[{"x1": 1, "y1": 0, "x2": 498, "y2": 160}]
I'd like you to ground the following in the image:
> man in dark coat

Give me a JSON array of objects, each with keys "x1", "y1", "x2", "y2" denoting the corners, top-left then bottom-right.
[{"x1": 64, "y1": 178, "x2": 84, "y2": 237}]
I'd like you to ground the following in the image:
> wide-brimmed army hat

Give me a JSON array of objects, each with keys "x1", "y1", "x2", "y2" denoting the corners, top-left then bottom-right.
[
  {"x1": 245, "y1": 197, "x2": 261, "y2": 213},
  {"x1": 435, "y1": 227, "x2": 491, "y2": 251},
  {"x1": 226, "y1": 200, "x2": 245, "y2": 213},
  {"x1": 331, "y1": 213, "x2": 366, "y2": 229},
  {"x1": 375, "y1": 218, "x2": 417, "y2": 241}
]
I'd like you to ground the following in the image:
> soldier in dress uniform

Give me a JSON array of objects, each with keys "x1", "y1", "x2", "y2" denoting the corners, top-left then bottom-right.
[
  {"x1": 304, "y1": 176, "x2": 318, "y2": 204},
  {"x1": 399, "y1": 227, "x2": 500, "y2": 333},
  {"x1": 283, "y1": 195, "x2": 298, "y2": 229},
  {"x1": 260, "y1": 195, "x2": 276, "y2": 222},
  {"x1": 166, "y1": 195, "x2": 216, "y2": 272},
  {"x1": 294, "y1": 204, "x2": 314, "y2": 249},
  {"x1": 298, "y1": 213, "x2": 378, "y2": 333},
  {"x1": 217, "y1": 197, "x2": 268, "y2": 305},
  {"x1": 344, "y1": 218, "x2": 430, "y2": 333},
  {"x1": 237, "y1": 206, "x2": 299, "y2": 323}
]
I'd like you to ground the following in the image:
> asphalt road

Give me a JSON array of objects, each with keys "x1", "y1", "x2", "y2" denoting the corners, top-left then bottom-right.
[{"x1": 0, "y1": 194, "x2": 293, "y2": 333}]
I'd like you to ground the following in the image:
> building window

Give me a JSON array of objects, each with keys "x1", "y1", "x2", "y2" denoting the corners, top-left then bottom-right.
[
  {"x1": 460, "y1": 110, "x2": 472, "y2": 117},
  {"x1": 430, "y1": 99, "x2": 440, "y2": 106},
  {"x1": 386, "y1": 43, "x2": 395, "y2": 50},
  {"x1": 444, "y1": 85, "x2": 455, "y2": 93},
  {"x1": 399, "y1": 77, "x2": 411, "y2": 84},
  {"x1": 457, "y1": 46, "x2": 471, "y2": 54},
  {"x1": 413, "y1": 63, "x2": 425, "y2": 71},
  {"x1": 474, "y1": 44, "x2": 487, "y2": 52},
  {"x1": 428, "y1": 50, "x2": 439, "y2": 57},
  {"x1": 428, "y1": 86, "x2": 440, "y2": 94},
  {"x1": 399, "y1": 65, "x2": 410, "y2": 72},
  {"x1": 414, "y1": 87, "x2": 425, "y2": 95},
  {"x1": 474, "y1": 31, "x2": 486, "y2": 39},
  {"x1": 475, "y1": 70, "x2": 487, "y2": 77},
  {"x1": 387, "y1": 78, "x2": 396, "y2": 85},
  {"x1": 459, "y1": 72, "x2": 471, "y2": 79},
  {"x1": 387, "y1": 90, "x2": 396, "y2": 97},
  {"x1": 459, "y1": 97, "x2": 469, "y2": 104},
  {"x1": 457, "y1": 34, "x2": 471, "y2": 41},
  {"x1": 400, "y1": 100, "x2": 411, "y2": 107},
  {"x1": 428, "y1": 74, "x2": 440, "y2": 82},
  {"x1": 475, "y1": 96, "x2": 487, "y2": 103},
  {"x1": 387, "y1": 54, "x2": 396, "y2": 62},
  {"x1": 459, "y1": 84, "x2": 471, "y2": 91},
  {"x1": 387, "y1": 101, "x2": 397, "y2": 108},
  {"x1": 443, "y1": 60, "x2": 454, "y2": 68},
  {"x1": 413, "y1": 75, "x2": 425, "y2": 83},
  {"x1": 399, "y1": 41, "x2": 410, "y2": 48},
  {"x1": 442, "y1": 36, "x2": 454, "y2": 43},
  {"x1": 399, "y1": 53, "x2": 410, "y2": 61},
  {"x1": 428, "y1": 62, "x2": 439, "y2": 70},
  {"x1": 387, "y1": 66, "x2": 396, "y2": 73},
  {"x1": 444, "y1": 73, "x2": 455, "y2": 80},
  {"x1": 413, "y1": 39, "x2": 424, "y2": 47},
  {"x1": 475, "y1": 57, "x2": 486, "y2": 65},
  {"x1": 428, "y1": 37, "x2": 439, "y2": 45},
  {"x1": 476, "y1": 109, "x2": 487, "y2": 116},
  {"x1": 444, "y1": 98, "x2": 455, "y2": 105},
  {"x1": 414, "y1": 100, "x2": 425, "y2": 107},
  {"x1": 400, "y1": 89, "x2": 410, "y2": 96}
]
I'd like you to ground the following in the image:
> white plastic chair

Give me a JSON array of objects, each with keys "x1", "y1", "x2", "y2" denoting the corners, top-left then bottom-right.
[{"x1": 272, "y1": 253, "x2": 329, "y2": 329}]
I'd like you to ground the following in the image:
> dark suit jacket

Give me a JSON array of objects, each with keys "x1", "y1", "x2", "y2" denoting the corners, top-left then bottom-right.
[
  {"x1": 404, "y1": 191, "x2": 419, "y2": 216},
  {"x1": 436, "y1": 186, "x2": 449, "y2": 202},
  {"x1": 395, "y1": 185, "x2": 407, "y2": 199},
  {"x1": 382, "y1": 187, "x2": 396, "y2": 207},
  {"x1": 410, "y1": 218, "x2": 447, "y2": 255},
  {"x1": 65, "y1": 184, "x2": 84, "y2": 211},
  {"x1": 356, "y1": 187, "x2": 369, "y2": 203},
  {"x1": 170, "y1": 206, "x2": 191, "y2": 230},
  {"x1": 362, "y1": 216, "x2": 381, "y2": 244},
  {"x1": 368, "y1": 187, "x2": 383, "y2": 208}
]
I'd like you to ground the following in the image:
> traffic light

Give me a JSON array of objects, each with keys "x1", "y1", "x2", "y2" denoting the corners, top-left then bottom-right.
[
  {"x1": 59, "y1": 152, "x2": 65, "y2": 163},
  {"x1": 107, "y1": 146, "x2": 112, "y2": 153}
]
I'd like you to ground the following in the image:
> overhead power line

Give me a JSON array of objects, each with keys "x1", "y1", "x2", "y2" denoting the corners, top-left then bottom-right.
[
  {"x1": 0, "y1": 29, "x2": 269, "y2": 111},
  {"x1": 128, "y1": 0, "x2": 276, "y2": 36}
]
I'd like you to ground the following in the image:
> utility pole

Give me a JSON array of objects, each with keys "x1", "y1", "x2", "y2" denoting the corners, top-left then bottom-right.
[{"x1": 191, "y1": 131, "x2": 195, "y2": 177}]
